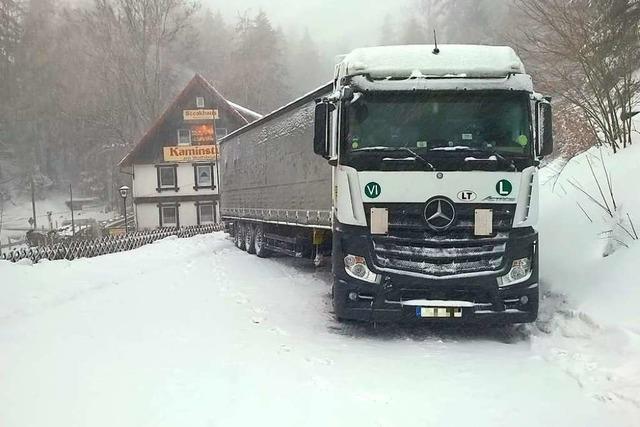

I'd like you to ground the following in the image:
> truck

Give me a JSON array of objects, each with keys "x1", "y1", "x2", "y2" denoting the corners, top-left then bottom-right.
[{"x1": 219, "y1": 44, "x2": 553, "y2": 324}]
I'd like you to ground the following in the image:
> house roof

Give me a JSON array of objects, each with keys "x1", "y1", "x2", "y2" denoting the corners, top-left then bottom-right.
[{"x1": 119, "y1": 74, "x2": 262, "y2": 167}]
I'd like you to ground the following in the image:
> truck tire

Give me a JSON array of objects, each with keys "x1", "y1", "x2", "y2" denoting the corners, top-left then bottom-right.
[
  {"x1": 245, "y1": 223, "x2": 256, "y2": 254},
  {"x1": 233, "y1": 224, "x2": 241, "y2": 247},
  {"x1": 237, "y1": 223, "x2": 247, "y2": 251},
  {"x1": 254, "y1": 224, "x2": 270, "y2": 258}
]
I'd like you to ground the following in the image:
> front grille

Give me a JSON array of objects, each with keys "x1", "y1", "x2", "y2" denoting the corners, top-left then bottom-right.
[{"x1": 366, "y1": 203, "x2": 515, "y2": 277}]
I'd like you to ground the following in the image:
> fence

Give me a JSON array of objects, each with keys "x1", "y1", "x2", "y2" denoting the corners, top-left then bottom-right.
[{"x1": 0, "y1": 224, "x2": 224, "y2": 263}]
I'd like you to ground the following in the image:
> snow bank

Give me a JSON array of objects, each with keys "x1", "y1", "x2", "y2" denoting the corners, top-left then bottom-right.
[
  {"x1": 540, "y1": 142, "x2": 640, "y2": 328},
  {"x1": 535, "y1": 123, "x2": 640, "y2": 406}
]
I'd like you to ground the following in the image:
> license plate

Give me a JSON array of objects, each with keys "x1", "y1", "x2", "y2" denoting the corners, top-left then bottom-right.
[{"x1": 416, "y1": 307, "x2": 463, "y2": 318}]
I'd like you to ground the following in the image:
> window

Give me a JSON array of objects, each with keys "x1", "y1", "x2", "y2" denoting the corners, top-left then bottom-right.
[
  {"x1": 177, "y1": 129, "x2": 191, "y2": 145},
  {"x1": 196, "y1": 96, "x2": 205, "y2": 108},
  {"x1": 160, "y1": 205, "x2": 178, "y2": 227},
  {"x1": 198, "y1": 203, "x2": 215, "y2": 224},
  {"x1": 193, "y1": 163, "x2": 215, "y2": 189},
  {"x1": 156, "y1": 165, "x2": 178, "y2": 192},
  {"x1": 217, "y1": 128, "x2": 228, "y2": 138}
]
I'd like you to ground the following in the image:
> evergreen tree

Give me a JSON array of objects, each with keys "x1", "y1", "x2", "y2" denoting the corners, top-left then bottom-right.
[
  {"x1": 0, "y1": 0, "x2": 23, "y2": 126},
  {"x1": 225, "y1": 10, "x2": 291, "y2": 113},
  {"x1": 289, "y1": 28, "x2": 328, "y2": 97},
  {"x1": 195, "y1": 8, "x2": 230, "y2": 87},
  {"x1": 11, "y1": 0, "x2": 61, "y2": 178}
]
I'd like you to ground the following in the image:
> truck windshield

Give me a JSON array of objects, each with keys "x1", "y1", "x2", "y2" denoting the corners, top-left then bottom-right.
[{"x1": 342, "y1": 92, "x2": 533, "y2": 170}]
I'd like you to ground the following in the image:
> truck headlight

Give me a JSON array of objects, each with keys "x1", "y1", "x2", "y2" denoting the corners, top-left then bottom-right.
[
  {"x1": 344, "y1": 255, "x2": 380, "y2": 284},
  {"x1": 498, "y1": 257, "x2": 532, "y2": 287},
  {"x1": 498, "y1": 258, "x2": 531, "y2": 287}
]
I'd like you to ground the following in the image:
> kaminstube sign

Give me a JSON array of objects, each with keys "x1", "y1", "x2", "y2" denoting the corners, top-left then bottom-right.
[{"x1": 163, "y1": 145, "x2": 218, "y2": 162}]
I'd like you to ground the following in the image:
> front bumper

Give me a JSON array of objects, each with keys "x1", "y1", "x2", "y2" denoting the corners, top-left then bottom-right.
[
  {"x1": 334, "y1": 279, "x2": 538, "y2": 324},
  {"x1": 332, "y1": 225, "x2": 539, "y2": 324}
]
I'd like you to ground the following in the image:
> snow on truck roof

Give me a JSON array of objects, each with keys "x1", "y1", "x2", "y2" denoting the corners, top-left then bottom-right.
[{"x1": 341, "y1": 45, "x2": 526, "y2": 79}]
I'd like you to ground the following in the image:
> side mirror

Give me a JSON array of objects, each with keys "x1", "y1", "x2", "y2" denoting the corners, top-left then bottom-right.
[
  {"x1": 314, "y1": 102, "x2": 332, "y2": 159},
  {"x1": 537, "y1": 100, "x2": 553, "y2": 158}
]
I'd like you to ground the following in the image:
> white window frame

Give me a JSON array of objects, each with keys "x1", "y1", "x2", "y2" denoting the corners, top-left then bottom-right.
[
  {"x1": 158, "y1": 165, "x2": 177, "y2": 189},
  {"x1": 195, "y1": 164, "x2": 214, "y2": 189},
  {"x1": 177, "y1": 129, "x2": 191, "y2": 146},
  {"x1": 160, "y1": 205, "x2": 178, "y2": 226},
  {"x1": 198, "y1": 203, "x2": 215, "y2": 224},
  {"x1": 196, "y1": 96, "x2": 205, "y2": 108}
]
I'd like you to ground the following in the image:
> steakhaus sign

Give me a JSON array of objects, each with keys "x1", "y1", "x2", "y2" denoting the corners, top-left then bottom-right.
[
  {"x1": 183, "y1": 109, "x2": 218, "y2": 121},
  {"x1": 163, "y1": 145, "x2": 218, "y2": 162}
]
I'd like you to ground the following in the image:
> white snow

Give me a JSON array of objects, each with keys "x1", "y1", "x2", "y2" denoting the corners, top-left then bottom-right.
[
  {"x1": 0, "y1": 230, "x2": 639, "y2": 426},
  {"x1": 342, "y1": 45, "x2": 526, "y2": 79},
  {"x1": 1, "y1": 192, "x2": 116, "y2": 247},
  {"x1": 225, "y1": 99, "x2": 263, "y2": 121}
]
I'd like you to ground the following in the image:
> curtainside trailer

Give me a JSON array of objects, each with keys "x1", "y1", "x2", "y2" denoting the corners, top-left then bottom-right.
[{"x1": 219, "y1": 44, "x2": 553, "y2": 324}]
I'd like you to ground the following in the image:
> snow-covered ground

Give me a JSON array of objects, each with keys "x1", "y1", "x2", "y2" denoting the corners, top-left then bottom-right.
[
  {"x1": 0, "y1": 229, "x2": 639, "y2": 426},
  {"x1": 0, "y1": 192, "x2": 116, "y2": 247},
  {"x1": 1, "y1": 129, "x2": 640, "y2": 426}
]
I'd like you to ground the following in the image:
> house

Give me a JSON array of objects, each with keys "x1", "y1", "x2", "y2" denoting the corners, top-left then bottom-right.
[{"x1": 119, "y1": 74, "x2": 261, "y2": 230}]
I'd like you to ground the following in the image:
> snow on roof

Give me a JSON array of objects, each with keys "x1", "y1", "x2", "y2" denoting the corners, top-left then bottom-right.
[
  {"x1": 342, "y1": 45, "x2": 526, "y2": 79},
  {"x1": 225, "y1": 100, "x2": 263, "y2": 121}
]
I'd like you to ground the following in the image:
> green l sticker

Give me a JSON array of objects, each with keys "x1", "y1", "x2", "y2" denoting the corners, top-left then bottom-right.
[
  {"x1": 364, "y1": 182, "x2": 381, "y2": 199},
  {"x1": 496, "y1": 179, "x2": 513, "y2": 196}
]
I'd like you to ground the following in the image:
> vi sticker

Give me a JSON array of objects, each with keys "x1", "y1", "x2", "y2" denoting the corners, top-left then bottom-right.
[{"x1": 364, "y1": 182, "x2": 382, "y2": 199}]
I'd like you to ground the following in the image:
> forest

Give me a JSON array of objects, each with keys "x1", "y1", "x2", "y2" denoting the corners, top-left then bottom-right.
[{"x1": 0, "y1": 0, "x2": 638, "y2": 209}]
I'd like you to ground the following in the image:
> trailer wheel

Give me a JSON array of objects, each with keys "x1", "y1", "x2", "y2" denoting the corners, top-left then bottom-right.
[
  {"x1": 237, "y1": 223, "x2": 247, "y2": 251},
  {"x1": 233, "y1": 224, "x2": 241, "y2": 247},
  {"x1": 254, "y1": 224, "x2": 270, "y2": 258},
  {"x1": 245, "y1": 223, "x2": 256, "y2": 254}
]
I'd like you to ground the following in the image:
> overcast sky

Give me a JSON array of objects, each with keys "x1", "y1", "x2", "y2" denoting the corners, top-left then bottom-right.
[{"x1": 203, "y1": 0, "x2": 411, "y2": 54}]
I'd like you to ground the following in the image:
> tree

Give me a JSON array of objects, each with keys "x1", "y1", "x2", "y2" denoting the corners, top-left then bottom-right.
[
  {"x1": 405, "y1": 0, "x2": 510, "y2": 45},
  {"x1": 0, "y1": 0, "x2": 23, "y2": 131},
  {"x1": 81, "y1": 0, "x2": 199, "y2": 123},
  {"x1": 188, "y1": 8, "x2": 230, "y2": 88},
  {"x1": 224, "y1": 10, "x2": 291, "y2": 113},
  {"x1": 511, "y1": 0, "x2": 640, "y2": 153},
  {"x1": 288, "y1": 28, "x2": 328, "y2": 97},
  {"x1": 9, "y1": 0, "x2": 60, "y2": 178}
]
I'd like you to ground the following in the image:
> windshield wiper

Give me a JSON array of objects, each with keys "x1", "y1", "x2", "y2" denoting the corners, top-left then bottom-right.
[
  {"x1": 351, "y1": 147, "x2": 435, "y2": 170},
  {"x1": 427, "y1": 146, "x2": 516, "y2": 170}
]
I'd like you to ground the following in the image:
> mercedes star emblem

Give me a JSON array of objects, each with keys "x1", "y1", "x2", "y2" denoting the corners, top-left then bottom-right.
[{"x1": 424, "y1": 198, "x2": 456, "y2": 231}]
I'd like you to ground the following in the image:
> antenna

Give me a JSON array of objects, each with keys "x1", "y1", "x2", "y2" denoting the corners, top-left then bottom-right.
[{"x1": 433, "y1": 30, "x2": 440, "y2": 55}]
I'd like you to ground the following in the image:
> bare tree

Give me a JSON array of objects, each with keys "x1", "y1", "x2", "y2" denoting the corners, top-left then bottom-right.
[
  {"x1": 81, "y1": 0, "x2": 199, "y2": 124},
  {"x1": 407, "y1": 0, "x2": 510, "y2": 45},
  {"x1": 512, "y1": 0, "x2": 640, "y2": 153}
]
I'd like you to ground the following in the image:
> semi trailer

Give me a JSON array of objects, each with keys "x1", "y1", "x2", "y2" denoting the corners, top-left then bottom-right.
[{"x1": 219, "y1": 44, "x2": 553, "y2": 323}]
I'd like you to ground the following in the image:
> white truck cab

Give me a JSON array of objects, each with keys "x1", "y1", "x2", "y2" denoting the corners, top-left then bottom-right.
[{"x1": 313, "y1": 45, "x2": 553, "y2": 323}]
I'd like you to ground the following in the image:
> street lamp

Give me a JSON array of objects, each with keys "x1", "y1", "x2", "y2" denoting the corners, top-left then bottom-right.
[{"x1": 119, "y1": 185, "x2": 130, "y2": 235}]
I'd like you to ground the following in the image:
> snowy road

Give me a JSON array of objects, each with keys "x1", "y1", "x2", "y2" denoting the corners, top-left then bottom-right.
[{"x1": 1, "y1": 233, "x2": 638, "y2": 427}]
